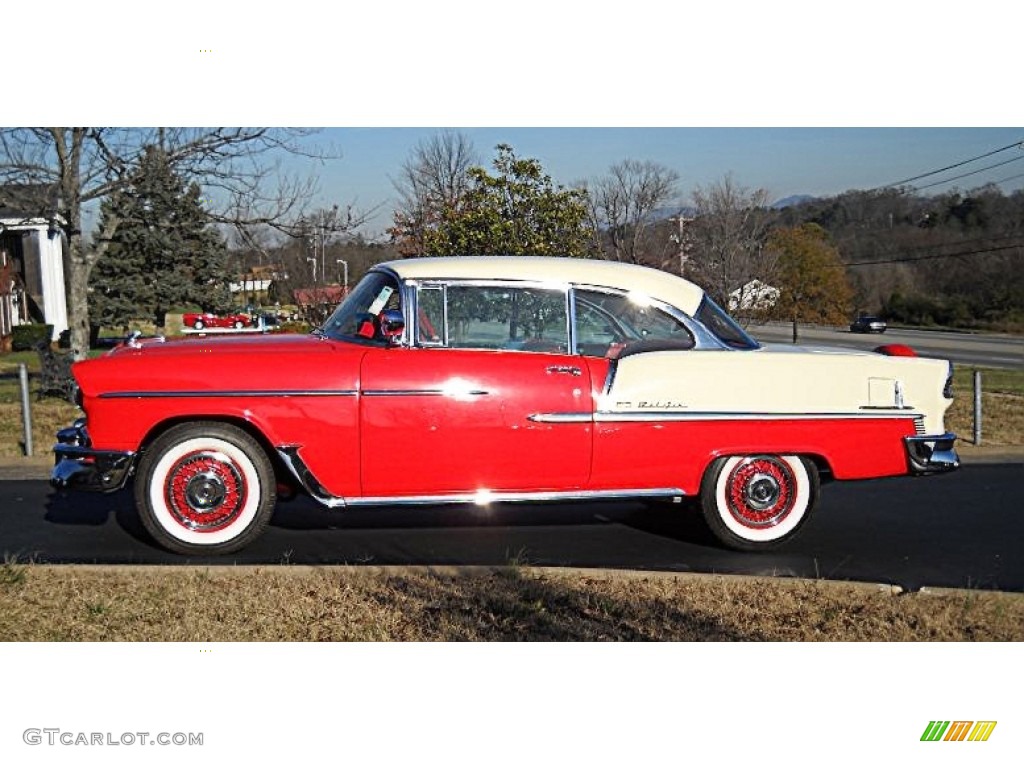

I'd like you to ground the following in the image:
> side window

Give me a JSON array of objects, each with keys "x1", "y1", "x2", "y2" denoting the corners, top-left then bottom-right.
[
  {"x1": 417, "y1": 286, "x2": 445, "y2": 345},
  {"x1": 322, "y1": 271, "x2": 402, "y2": 342},
  {"x1": 444, "y1": 285, "x2": 568, "y2": 353},
  {"x1": 574, "y1": 289, "x2": 694, "y2": 357}
]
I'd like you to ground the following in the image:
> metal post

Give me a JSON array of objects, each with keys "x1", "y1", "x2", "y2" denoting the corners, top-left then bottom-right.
[
  {"x1": 19, "y1": 363, "x2": 33, "y2": 457},
  {"x1": 973, "y1": 370, "x2": 983, "y2": 446},
  {"x1": 337, "y1": 259, "x2": 348, "y2": 293}
]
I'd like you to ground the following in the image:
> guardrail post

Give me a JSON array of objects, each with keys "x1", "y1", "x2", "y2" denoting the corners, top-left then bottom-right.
[
  {"x1": 973, "y1": 370, "x2": 983, "y2": 446},
  {"x1": 19, "y1": 363, "x2": 33, "y2": 457}
]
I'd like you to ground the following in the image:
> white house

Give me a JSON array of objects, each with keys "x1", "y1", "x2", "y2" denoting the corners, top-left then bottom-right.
[
  {"x1": 728, "y1": 279, "x2": 780, "y2": 312},
  {"x1": 0, "y1": 185, "x2": 69, "y2": 343}
]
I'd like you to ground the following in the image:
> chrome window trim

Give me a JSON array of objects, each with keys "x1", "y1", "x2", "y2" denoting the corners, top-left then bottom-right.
[
  {"x1": 412, "y1": 283, "x2": 447, "y2": 347},
  {"x1": 570, "y1": 284, "x2": 725, "y2": 351},
  {"x1": 399, "y1": 275, "x2": 726, "y2": 353},
  {"x1": 328, "y1": 266, "x2": 407, "y2": 346},
  {"x1": 404, "y1": 278, "x2": 572, "y2": 353}
]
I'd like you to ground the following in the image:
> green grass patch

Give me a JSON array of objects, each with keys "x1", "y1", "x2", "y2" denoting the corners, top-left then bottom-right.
[{"x1": 953, "y1": 366, "x2": 1024, "y2": 397}]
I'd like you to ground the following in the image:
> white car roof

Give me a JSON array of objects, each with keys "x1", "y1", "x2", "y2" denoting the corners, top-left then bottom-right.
[{"x1": 381, "y1": 256, "x2": 707, "y2": 316}]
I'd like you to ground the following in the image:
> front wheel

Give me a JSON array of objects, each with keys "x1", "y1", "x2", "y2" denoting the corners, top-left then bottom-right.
[
  {"x1": 700, "y1": 455, "x2": 818, "y2": 551},
  {"x1": 135, "y1": 422, "x2": 277, "y2": 555},
  {"x1": 193, "y1": 319, "x2": 205, "y2": 330}
]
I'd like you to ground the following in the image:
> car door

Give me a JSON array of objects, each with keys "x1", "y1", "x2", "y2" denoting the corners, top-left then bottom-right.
[{"x1": 359, "y1": 283, "x2": 593, "y2": 497}]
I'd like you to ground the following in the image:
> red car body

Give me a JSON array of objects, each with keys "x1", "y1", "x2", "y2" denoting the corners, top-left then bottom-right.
[{"x1": 53, "y1": 257, "x2": 958, "y2": 556}]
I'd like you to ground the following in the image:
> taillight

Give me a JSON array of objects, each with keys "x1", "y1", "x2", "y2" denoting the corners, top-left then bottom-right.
[{"x1": 874, "y1": 344, "x2": 917, "y2": 357}]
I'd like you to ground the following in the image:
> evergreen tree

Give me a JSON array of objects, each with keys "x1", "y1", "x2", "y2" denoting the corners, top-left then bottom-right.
[{"x1": 91, "y1": 146, "x2": 232, "y2": 330}]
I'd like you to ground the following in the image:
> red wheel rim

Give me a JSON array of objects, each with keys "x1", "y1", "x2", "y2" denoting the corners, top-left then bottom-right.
[
  {"x1": 725, "y1": 457, "x2": 796, "y2": 529},
  {"x1": 164, "y1": 450, "x2": 248, "y2": 532}
]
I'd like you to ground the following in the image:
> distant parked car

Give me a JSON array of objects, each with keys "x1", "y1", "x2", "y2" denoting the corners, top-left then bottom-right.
[
  {"x1": 850, "y1": 315, "x2": 887, "y2": 334},
  {"x1": 183, "y1": 312, "x2": 252, "y2": 330}
]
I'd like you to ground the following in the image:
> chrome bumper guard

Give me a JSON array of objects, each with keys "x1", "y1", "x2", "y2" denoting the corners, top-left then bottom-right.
[
  {"x1": 51, "y1": 418, "x2": 136, "y2": 492},
  {"x1": 904, "y1": 432, "x2": 960, "y2": 476}
]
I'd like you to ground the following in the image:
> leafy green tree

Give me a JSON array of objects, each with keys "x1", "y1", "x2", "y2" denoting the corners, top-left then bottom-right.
[
  {"x1": 423, "y1": 144, "x2": 594, "y2": 257},
  {"x1": 767, "y1": 223, "x2": 853, "y2": 342},
  {"x1": 91, "y1": 146, "x2": 232, "y2": 330}
]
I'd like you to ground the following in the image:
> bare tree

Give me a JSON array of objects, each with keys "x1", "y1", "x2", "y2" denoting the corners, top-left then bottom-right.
[
  {"x1": 390, "y1": 130, "x2": 478, "y2": 256},
  {"x1": 686, "y1": 174, "x2": 775, "y2": 312},
  {"x1": 0, "y1": 127, "x2": 325, "y2": 358},
  {"x1": 586, "y1": 159, "x2": 681, "y2": 265}
]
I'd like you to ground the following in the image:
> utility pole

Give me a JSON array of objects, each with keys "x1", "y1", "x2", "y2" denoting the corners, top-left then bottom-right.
[{"x1": 336, "y1": 259, "x2": 348, "y2": 293}]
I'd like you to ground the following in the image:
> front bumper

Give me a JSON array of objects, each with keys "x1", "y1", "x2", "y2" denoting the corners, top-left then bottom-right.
[
  {"x1": 904, "y1": 432, "x2": 960, "y2": 475},
  {"x1": 51, "y1": 419, "x2": 136, "y2": 492}
]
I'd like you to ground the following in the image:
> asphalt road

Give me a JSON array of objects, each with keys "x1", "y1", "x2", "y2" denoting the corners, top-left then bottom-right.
[
  {"x1": 750, "y1": 322, "x2": 1023, "y2": 369},
  {"x1": 2, "y1": 462, "x2": 1022, "y2": 592}
]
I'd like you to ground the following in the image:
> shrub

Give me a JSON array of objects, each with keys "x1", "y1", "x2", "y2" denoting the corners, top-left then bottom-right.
[{"x1": 11, "y1": 324, "x2": 54, "y2": 351}]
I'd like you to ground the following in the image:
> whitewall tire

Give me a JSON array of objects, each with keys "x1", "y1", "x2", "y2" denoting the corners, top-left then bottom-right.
[
  {"x1": 135, "y1": 422, "x2": 276, "y2": 555},
  {"x1": 700, "y1": 455, "x2": 819, "y2": 551}
]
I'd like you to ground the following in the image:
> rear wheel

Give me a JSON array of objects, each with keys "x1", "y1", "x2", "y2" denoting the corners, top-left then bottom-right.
[
  {"x1": 700, "y1": 455, "x2": 818, "y2": 551},
  {"x1": 135, "y1": 422, "x2": 276, "y2": 555},
  {"x1": 193, "y1": 319, "x2": 205, "y2": 330}
]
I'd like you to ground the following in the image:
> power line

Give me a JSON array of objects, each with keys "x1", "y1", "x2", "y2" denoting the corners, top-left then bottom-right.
[
  {"x1": 850, "y1": 232, "x2": 1022, "y2": 257},
  {"x1": 912, "y1": 155, "x2": 1024, "y2": 191},
  {"x1": 880, "y1": 139, "x2": 1024, "y2": 189},
  {"x1": 990, "y1": 171, "x2": 1024, "y2": 187},
  {"x1": 846, "y1": 242, "x2": 1022, "y2": 267}
]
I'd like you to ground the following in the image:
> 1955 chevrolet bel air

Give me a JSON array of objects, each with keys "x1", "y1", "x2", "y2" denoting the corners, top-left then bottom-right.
[{"x1": 52, "y1": 256, "x2": 959, "y2": 555}]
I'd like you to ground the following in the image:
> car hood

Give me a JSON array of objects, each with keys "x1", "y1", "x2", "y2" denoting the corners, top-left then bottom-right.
[{"x1": 72, "y1": 334, "x2": 366, "y2": 398}]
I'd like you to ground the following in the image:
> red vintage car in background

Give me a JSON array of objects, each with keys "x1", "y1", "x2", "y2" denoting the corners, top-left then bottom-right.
[
  {"x1": 52, "y1": 257, "x2": 958, "y2": 556},
  {"x1": 182, "y1": 312, "x2": 252, "y2": 330}
]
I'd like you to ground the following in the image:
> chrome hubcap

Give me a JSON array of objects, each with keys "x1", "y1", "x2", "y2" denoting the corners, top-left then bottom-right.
[
  {"x1": 185, "y1": 471, "x2": 228, "y2": 510},
  {"x1": 745, "y1": 473, "x2": 781, "y2": 510},
  {"x1": 725, "y1": 457, "x2": 796, "y2": 529},
  {"x1": 166, "y1": 450, "x2": 246, "y2": 531}
]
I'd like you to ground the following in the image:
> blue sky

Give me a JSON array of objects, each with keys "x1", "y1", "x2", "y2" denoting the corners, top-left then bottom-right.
[
  {"x1": 296, "y1": 128, "x2": 1024, "y2": 238},
  {"x1": 15, "y1": 4, "x2": 1022, "y2": 239}
]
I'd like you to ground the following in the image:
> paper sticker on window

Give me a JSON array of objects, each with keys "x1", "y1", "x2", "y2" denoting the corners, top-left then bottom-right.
[{"x1": 367, "y1": 286, "x2": 394, "y2": 315}]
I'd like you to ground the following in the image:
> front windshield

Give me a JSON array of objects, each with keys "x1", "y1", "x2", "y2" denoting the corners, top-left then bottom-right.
[
  {"x1": 320, "y1": 271, "x2": 401, "y2": 342},
  {"x1": 695, "y1": 296, "x2": 760, "y2": 350}
]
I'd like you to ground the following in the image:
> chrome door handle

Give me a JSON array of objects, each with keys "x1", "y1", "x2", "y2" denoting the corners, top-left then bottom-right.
[{"x1": 546, "y1": 365, "x2": 582, "y2": 376}]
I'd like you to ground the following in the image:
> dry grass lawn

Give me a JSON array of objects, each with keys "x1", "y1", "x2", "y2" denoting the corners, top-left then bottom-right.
[
  {"x1": 946, "y1": 368, "x2": 1024, "y2": 445},
  {"x1": 2, "y1": 565, "x2": 1021, "y2": 642}
]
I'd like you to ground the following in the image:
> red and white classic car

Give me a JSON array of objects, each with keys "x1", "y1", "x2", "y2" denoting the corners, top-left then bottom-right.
[
  {"x1": 53, "y1": 257, "x2": 959, "y2": 555},
  {"x1": 182, "y1": 312, "x2": 252, "y2": 330}
]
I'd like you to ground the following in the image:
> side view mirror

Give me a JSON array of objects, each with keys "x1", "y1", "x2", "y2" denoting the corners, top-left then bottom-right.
[
  {"x1": 354, "y1": 310, "x2": 406, "y2": 343},
  {"x1": 379, "y1": 309, "x2": 406, "y2": 344}
]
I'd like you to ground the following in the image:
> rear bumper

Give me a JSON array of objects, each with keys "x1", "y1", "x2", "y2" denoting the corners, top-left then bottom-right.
[
  {"x1": 904, "y1": 432, "x2": 960, "y2": 475},
  {"x1": 51, "y1": 419, "x2": 136, "y2": 492}
]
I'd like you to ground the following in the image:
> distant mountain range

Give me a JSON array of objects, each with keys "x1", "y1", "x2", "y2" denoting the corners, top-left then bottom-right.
[
  {"x1": 770, "y1": 194, "x2": 820, "y2": 209},
  {"x1": 646, "y1": 195, "x2": 819, "y2": 222}
]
